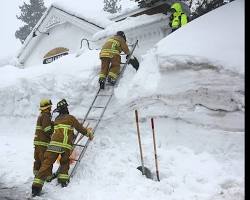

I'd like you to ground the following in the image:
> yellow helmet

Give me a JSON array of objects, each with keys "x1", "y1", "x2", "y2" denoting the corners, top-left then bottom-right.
[{"x1": 40, "y1": 99, "x2": 52, "y2": 111}]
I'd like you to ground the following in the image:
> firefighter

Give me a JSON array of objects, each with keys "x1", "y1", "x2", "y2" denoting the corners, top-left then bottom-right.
[
  {"x1": 33, "y1": 99, "x2": 53, "y2": 180},
  {"x1": 32, "y1": 99, "x2": 94, "y2": 197},
  {"x1": 99, "y1": 31, "x2": 130, "y2": 89},
  {"x1": 169, "y1": 2, "x2": 188, "y2": 32}
]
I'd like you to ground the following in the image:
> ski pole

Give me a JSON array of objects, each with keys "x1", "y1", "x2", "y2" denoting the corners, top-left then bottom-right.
[
  {"x1": 135, "y1": 110, "x2": 145, "y2": 175},
  {"x1": 151, "y1": 118, "x2": 160, "y2": 181}
]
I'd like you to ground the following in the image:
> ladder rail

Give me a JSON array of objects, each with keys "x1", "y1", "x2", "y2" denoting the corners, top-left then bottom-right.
[
  {"x1": 69, "y1": 91, "x2": 113, "y2": 178},
  {"x1": 116, "y1": 40, "x2": 138, "y2": 86},
  {"x1": 70, "y1": 139, "x2": 91, "y2": 177},
  {"x1": 92, "y1": 86, "x2": 116, "y2": 132},
  {"x1": 72, "y1": 88, "x2": 101, "y2": 144},
  {"x1": 69, "y1": 40, "x2": 139, "y2": 178}
]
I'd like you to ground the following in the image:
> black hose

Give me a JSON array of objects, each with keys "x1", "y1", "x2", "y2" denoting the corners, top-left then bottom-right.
[{"x1": 80, "y1": 38, "x2": 94, "y2": 50}]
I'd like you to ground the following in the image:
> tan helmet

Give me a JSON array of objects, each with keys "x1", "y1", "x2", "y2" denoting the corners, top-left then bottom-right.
[{"x1": 40, "y1": 99, "x2": 52, "y2": 111}]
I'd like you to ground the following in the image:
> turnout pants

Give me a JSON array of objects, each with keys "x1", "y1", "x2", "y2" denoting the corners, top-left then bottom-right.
[
  {"x1": 33, "y1": 146, "x2": 52, "y2": 179},
  {"x1": 32, "y1": 150, "x2": 71, "y2": 189},
  {"x1": 33, "y1": 146, "x2": 47, "y2": 175},
  {"x1": 99, "y1": 55, "x2": 121, "y2": 80}
]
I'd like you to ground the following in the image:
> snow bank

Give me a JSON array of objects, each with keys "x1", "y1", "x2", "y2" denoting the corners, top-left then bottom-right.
[
  {"x1": 0, "y1": 1, "x2": 244, "y2": 200},
  {"x1": 155, "y1": 0, "x2": 245, "y2": 74},
  {"x1": 0, "y1": 50, "x2": 101, "y2": 118}
]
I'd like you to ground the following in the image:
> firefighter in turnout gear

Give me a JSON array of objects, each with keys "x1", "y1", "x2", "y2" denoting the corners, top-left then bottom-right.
[
  {"x1": 32, "y1": 99, "x2": 94, "y2": 197},
  {"x1": 169, "y1": 2, "x2": 188, "y2": 32},
  {"x1": 33, "y1": 99, "x2": 53, "y2": 179},
  {"x1": 99, "y1": 31, "x2": 130, "y2": 89}
]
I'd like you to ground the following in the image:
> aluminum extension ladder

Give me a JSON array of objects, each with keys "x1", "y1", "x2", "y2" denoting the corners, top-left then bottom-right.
[{"x1": 67, "y1": 40, "x2": 139, "y2": 178}]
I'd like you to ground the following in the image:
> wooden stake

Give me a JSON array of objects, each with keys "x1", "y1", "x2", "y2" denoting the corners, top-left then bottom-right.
[
  {"x1": 151, "y1": 118, "x2": 160, "y2": 181},
  {"x1": 135, "y1": 110, "x2": 145, "y2": 175}
]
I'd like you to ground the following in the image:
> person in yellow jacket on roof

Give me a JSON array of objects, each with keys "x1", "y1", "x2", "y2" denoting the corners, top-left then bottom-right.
[
  {"x1": 33, "y1": 99, "x2": 53, "y2": 180},
  {"x1": 32, "y1": 99, "x2": 94, "y2": 197},
  {"x1": 99, "y1": 31, "x2": 130, "y2": 89},
  {"x1": 169, "y1": 2, "x2": 188, "y2": 32}
]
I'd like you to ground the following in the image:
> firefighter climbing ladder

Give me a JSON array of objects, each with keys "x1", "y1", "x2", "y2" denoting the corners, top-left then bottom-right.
[{"x1": 66, "y1": 40, "x2": 139, "y2": 178}]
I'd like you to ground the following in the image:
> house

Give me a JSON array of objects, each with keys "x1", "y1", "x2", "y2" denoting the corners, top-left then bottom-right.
[
  {"x1": 17, "y1": 3, "x2": 112, "y2": 67},
  {"x1": 93, "y1": 13, "x2": 171, "y2": 56},
  {"x1": 17, "y1": 1, "x2": 176, "y2": 67}
]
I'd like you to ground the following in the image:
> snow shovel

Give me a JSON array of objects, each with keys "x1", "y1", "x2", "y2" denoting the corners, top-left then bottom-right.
[
  {"x1": 128, "y1": 56, "x2": 140, "y2": 71},
  {"x1": 135, "y1": 110, "x2": 152, "y2": 179}
]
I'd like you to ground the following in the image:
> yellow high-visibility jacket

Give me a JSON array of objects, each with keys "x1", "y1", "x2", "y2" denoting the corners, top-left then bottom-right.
[{"x1": 170, "y1": 2, "x2": 188, "y2": 29}]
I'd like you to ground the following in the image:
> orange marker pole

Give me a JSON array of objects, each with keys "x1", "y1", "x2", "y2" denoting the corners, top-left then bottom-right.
[{"x1": 151, "y1": 118, "x2": 160, "y2": 181}]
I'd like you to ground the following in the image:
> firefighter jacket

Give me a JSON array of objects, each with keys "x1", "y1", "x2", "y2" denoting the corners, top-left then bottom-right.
[
  {"x1": 170, "y1": 3, "x2": 188, "y2": 29},
  {"x1": 100, "y1": 35, "x2": 129, "y2": 58},
  {"x1": 47, "y1": 114, "x2": 88, "y2": 153},
  {"x1": 34, "y1": 111, "x2": 53, "y2": 147}
]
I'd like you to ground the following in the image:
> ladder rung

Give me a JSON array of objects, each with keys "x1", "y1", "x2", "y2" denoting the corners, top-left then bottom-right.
[
  {"x1": 70, "y1": 158, "x2": 79, "y2": 162},
  {"x1": 74, "y1": 144, "x2": 85, "y2": 148},
  {"x1": 105, "y1": 83, "x2": 115, "y2": 86},
  {"x1": 92, "y1": 106, "x2": 105, "y2": 109},
  {"x1": 86, "y1": 118, "x2": 99, "y2": 121},
  {"x1": 97, "y1": 94, "x2": 112, "y2": 97}
]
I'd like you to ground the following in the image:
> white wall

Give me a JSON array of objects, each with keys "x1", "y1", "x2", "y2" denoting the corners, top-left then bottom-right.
[
  {"x1": 128, "y1": 21, "x2": 171, "y2": 56},
  {"x1": 94, "y1": 17, "x2": 171, "y2": 59},
  {"x1": 24, "y1": 22, "x2": 92, "y2": 67}
]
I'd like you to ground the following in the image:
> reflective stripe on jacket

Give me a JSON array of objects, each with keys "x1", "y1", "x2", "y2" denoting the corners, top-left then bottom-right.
[
  {"x1": 34, "y1": 111, "x2": 53, "y2": 147},
  {"x1": 100, "y1": 35, "x2": 129, "y2": 58},
  {"x1": 47, "y1": 114, "x2": 88, "y2": 153}
]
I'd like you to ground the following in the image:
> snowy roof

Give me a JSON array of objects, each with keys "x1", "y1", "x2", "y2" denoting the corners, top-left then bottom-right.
[
  {"x1": 109, "y1": 0, "x2": 190, "y2": 22},
  {"x1": 93, "y1": 13, "x2": 168, "y2": 40},
  {"x1": 52, "y1": 1, "x2": 113, "y2": 28}
]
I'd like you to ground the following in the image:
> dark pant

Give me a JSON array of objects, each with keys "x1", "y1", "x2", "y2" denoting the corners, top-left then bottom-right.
[
  {"x1": 99, "y1": 55, "x2": 121, "y2": 80},
  {"x1": 32, "y1": 149, "x2": 71, "y2": 189},
  {"x1": 33, "y1": 146, "x2": 52, "y2": 177}
]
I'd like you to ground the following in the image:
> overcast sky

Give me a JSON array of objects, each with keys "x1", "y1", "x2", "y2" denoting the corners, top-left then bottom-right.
[{"x1": 0, "y1": 0, "x2": 135, "y2": 59}]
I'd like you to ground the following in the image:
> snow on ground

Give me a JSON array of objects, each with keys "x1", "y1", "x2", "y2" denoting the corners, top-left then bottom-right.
[{"x1": 0, "y1": 0, "x2": 244, "y2": 200}]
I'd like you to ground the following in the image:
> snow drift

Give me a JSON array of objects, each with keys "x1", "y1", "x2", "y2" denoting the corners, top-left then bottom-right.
[{"x1": 0, "y1": 1, "x2": 244, "y2": 200}]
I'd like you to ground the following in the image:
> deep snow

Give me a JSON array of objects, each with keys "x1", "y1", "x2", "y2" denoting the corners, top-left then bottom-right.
[{"x1": 0, "y1": 0, "x2": 244, "y2": 200}]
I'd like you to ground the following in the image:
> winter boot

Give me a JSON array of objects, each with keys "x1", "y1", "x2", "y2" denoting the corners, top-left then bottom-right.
[
  {"x1": 100, "y1": 80, "x2": 105, "y2": 89},
  {"x1": 46, "y1": 174, "x2": 54, "y2": 182},
  {"x1": 107, "y1": 76, "x2": 116, "y2": 86},
  {"x1": 32, "y1": 186, "x2": 42, "y2": 197},
  {"x1": 99, "y1": 78, "x2": 105, "y2": 89},
  {"x1": 61, "y1": 182, "x2": 69, "y2": 187},
  {"x1": 59, "y1": 179, "x2": 69, "y2": 187}
]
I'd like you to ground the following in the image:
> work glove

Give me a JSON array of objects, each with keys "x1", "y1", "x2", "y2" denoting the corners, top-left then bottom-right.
[
  {"x1": 86, "y1": 127, "x2": 94, "y2": 140},
  {"x1": 73, "y1": 133, "x2": 77, "y2": 141}
]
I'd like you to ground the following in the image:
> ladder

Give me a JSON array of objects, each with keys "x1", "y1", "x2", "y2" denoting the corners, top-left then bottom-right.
[{"x1": 68, "y1": 40, "x2": 139, "y2": 178}]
